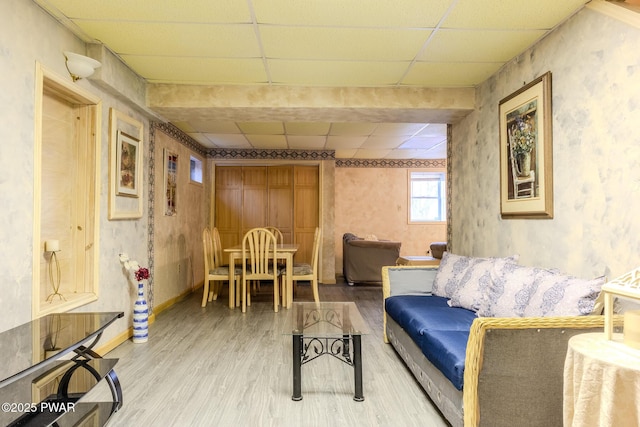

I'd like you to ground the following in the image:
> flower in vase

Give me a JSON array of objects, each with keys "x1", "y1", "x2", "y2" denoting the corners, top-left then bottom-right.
[
  {"x1": 135, "y1": 267, "x2": 149, "y2": 282},
  {"x1": 509, "y1": 114, "x2": 535, "y2": 157},
  {"x1": 119, "y1": 253, "x2": 149, "y2": 282}
]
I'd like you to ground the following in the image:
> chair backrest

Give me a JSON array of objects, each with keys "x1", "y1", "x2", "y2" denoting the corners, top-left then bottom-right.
[
  {"x1": 310, "y1": 227, "x2": 322, "y2": 273},
  {"x1": 202, "y1": 227, "x2": 214, "y2": 275},
  {"x1": 211, "y1": 227, "x2": 224, "y2": 268},
  {"x1": 242, "y1": 228, "x2": 277, "y2": 275},
  {"x1": 508, "y1": 131, "x2": 519, "y2": 182},
  {"x1": 265, "y1": 226, "x2": 283, "y2": 244}
]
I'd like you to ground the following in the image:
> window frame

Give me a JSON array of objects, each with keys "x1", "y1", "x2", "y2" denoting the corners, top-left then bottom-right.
[
  {"x1": 407, "y1": 168, "x2": 447, "y2": 224},
  {"x1": 189, "y1": 154, "x2": 204, "y2": 185}
]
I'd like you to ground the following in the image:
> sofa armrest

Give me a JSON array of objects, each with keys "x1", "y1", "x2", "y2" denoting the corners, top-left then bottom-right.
[
  {"x1": 382, "y1": 265, "x2": 439, "y2": 343},
  {"x1": 463, "y1": 315, "x2": 611, "y2": 427}
]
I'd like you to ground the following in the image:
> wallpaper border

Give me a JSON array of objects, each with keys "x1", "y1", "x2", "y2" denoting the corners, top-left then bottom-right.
[{"x1": 335, "y1": 159, "x2": 445, "y2": 168}]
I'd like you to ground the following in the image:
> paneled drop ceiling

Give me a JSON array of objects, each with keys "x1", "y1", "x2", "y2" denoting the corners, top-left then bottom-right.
[{"x1": 34, "y1": 0, "x2": 590, "y2": 158}]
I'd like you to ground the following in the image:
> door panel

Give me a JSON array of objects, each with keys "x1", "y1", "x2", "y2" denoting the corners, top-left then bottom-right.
[{"x1": 214, "y1": 165, "x2": 319, "y2": 264}]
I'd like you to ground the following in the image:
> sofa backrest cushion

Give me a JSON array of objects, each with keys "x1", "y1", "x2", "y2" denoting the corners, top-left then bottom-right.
[
  {"x1": 477, "y1": 262, "x2": 605, "y2": 317},
  {"x1": 432, "y1": 252, "x2": 518, "y2": 311}
]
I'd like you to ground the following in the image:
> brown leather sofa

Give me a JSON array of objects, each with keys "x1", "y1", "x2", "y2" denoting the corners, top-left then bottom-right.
[{"x1": 342, "y1": 233, "x2": 401, "y2": 285}]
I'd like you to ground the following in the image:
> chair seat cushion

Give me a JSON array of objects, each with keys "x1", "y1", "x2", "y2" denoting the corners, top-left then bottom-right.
[
  {"x1": 210, "y1": 266, "x2": 243, "y2": 275},
  {"x1": 292, "y1": 263, "x2": 312, "y2": 276}
]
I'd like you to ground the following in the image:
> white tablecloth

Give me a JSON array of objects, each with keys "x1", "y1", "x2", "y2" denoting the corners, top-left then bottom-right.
[{"x1": 564, "y1": 332, "x2": 640, "y2": 427}]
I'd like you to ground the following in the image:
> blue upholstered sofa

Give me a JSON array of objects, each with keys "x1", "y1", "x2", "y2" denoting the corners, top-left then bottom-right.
[{"x1": 382, "y1": 255, "x2": 606, "y2": 427}]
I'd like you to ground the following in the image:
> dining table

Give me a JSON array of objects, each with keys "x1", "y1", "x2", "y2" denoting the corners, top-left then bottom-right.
[{"x1": 223, "y1": 243, "x2": 299, "y2": 310}]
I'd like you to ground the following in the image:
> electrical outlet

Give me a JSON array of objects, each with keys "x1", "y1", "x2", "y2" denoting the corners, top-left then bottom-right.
[{"x1": 178, "y1": 263, "x2": 181, "y2": 273}]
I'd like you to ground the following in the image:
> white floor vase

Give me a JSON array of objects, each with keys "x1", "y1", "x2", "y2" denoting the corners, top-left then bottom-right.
[{"x1": 133, "y1": 282, "x2": 149, "y2": 343}]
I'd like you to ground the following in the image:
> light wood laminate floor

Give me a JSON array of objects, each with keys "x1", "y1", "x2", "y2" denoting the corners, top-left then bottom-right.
[{"x1": 92, "y1": 281, "x2": 450, "y2": 427}]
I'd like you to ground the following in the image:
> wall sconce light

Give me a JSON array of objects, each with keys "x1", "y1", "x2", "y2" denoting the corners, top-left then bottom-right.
[
  {"x1": 63, "y1": 51, "x2": 101, "y2": 82},
  {"x1": 44, "y1": 240, "x2": 65, "y2": 302}
]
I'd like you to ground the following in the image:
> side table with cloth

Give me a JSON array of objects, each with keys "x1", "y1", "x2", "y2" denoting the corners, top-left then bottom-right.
[{"x1": 564, "y1": 332, "x2": 640, "y2": 427}]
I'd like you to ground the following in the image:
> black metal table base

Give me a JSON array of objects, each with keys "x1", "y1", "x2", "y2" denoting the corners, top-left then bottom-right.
[{"x1": 292, "y1": 333, "x2": 364, "y2": 401}]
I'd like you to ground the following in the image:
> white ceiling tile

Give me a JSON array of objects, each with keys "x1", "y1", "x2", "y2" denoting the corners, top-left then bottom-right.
[
  {"x1": 420, "y1": 29, "x2": 545, "y2": 62},
  {"x1": 416, "y1": 123, "x2": 448, "y2": 136},
  {"x1": 122, "y1": 56, "x2": 268, "y2": 84},
  {"x1": 285, "y1": 122, "x2": 331, "y2": 135},
  {"x1": 268, "y1": 60, "x2": 409, "y2": 86},
  {"x1": 372, "y1": 123, "x2": 428, "y2": 136},
  {"x1": 42, "y1": 0, "x2": 252, "y2": 22},
  {"x1": 75, "y1": 21, "x2": 260, "y2": 57},
  {"x1": 286, "y1": 135, "x2": 327, "y2": 149},
  {"x1": 260, "y1": 27, "x2": 430, "y2": 61},
  {"x1": 204, "y1": 134, "x2": 251, "y2": 148},
  {"x1": 384, "y1": 149, "x2": 424, "y2": 159},
  {"x1": 325, "y1": 136, "x2": 368, "y2": 149},
  {"x1": 186, "y1": 132, "x2": 214, "y2": 147},
  {"x1": 246, "y1": 134, "x2": 288, "y2": 148},
  {"x1": 238, "y1": 122, "x2": 284, "y2": 135},
  {"x1": 443, "y1": 0, "x2": 588, "y2": 30},
  {"x1": 400, "y1": 136, "x2": 446, "y2": 149},
  {"x1": 329, "y1": 123, "x2": 378, "y2": 136},
  {"x1": 360, "y1": 136, "x2": 406, "y2": 149},
  {"x1": 252, "y1": 0, "x2": 454, "y2": 27},
  {"x1": 353, "y1": 149, "x2": 392, "y2": 159}
]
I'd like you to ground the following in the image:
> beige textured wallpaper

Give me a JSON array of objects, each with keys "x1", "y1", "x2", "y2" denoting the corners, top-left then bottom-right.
[
  {"x1": 334, "y1": 166, "x2": 446, "y2": 275},
  {"x1": 153, "y1": 130, "x2": 209, "y2": 307}
]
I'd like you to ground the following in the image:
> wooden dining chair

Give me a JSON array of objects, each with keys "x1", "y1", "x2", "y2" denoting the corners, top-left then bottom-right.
[
  {"x1": 241, "y1": 227, "x2": 280, "y2": 313},
  {"x1": 265, "y1": 226, "x2": 284, "y2": 244},
  {"x1": 202, "y1": 227, "x2": 241, "y2": 308},
  {"x1": 283, "y1": 227, "x2": 322, "y2": 306}
]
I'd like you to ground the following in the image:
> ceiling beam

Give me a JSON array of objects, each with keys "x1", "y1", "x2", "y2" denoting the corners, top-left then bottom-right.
[{"x1": 146, "y1": 84, "x2": 475, "y2": 124}]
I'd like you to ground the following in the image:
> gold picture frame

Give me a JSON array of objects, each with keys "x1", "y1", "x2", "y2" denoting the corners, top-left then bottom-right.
[
  {"x1": 108, "y1": 108, "x2": 143, "y2": 220},
  {"x1": 499, "y1": 72, "x2": 553, "y2": 219}
]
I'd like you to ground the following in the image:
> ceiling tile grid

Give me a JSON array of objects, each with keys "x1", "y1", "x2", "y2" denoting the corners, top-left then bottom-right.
[{"x1": 33, "y1": 0, "x2": 589, "y2": 158}]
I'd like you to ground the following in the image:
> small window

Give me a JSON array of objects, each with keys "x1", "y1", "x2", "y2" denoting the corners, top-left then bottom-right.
[
  {"x1": 409, "y1": 171, "x2": 446, "y2": 223},
  {"x1": 190, "y1": 155, "x2": 203, "y2": 184}
]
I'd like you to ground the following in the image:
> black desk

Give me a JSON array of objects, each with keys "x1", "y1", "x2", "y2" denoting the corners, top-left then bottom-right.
[{"x1": 0, "y1": 312, "x2": 124, "y2": 426}]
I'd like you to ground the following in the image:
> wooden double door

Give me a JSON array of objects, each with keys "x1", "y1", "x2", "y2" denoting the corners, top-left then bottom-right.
[{"x1": 215, "y1": 165, "x2": 319, "y2": 264}]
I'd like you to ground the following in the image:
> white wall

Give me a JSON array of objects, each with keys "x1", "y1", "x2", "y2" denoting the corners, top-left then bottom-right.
[{"x1": 451, "y1": 6, "x2": 640, "y2": 280}]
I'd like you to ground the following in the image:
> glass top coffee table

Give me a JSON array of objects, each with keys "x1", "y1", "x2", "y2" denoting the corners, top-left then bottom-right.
[{"x1": 286, "y1": 302, "x2": 369, "y2": 401}]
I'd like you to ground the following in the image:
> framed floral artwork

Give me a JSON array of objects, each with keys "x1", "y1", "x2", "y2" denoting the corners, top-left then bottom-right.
[
  {"x1": 116, "y1": 131, "x2": 140, "y2": 197},
  {"x1": 499, "y1": 72, "x2": 553, "y2": 219},
  {"x1": 108, "y1": 108, "x2": 144, "y2": 220}
]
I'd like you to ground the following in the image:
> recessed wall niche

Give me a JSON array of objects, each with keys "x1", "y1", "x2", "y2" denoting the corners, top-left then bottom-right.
[{"x1": 32, "y1": 63, "x2": 101, "y2": 318}]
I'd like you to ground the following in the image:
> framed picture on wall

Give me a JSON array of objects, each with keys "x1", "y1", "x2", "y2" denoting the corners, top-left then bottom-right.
[
  {"x1": 164, "y1": 149, "x2": 178, "y2": 216},
  {"x1": 115, "y1": 131, "x2": 141, "y2": 197},
  {"x1": 499, "y1": 72, "x2": 553, "y2": 219},
  {"x1": 108, "y1": 108, "x2": 144, "y2": 220}
]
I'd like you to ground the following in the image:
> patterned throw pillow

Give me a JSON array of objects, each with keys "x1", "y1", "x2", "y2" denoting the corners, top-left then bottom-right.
[
  {"x1": 523, "y1": 274, "x2": 605, "y2": 317},
  {"x1": 477, "y1": 263, "x2": 547, "y2": 317},
  {"x1": 477, "y1": 263, "x2": 605, "y2": 317},
  {"x1": 447, "y1": 256, "x2": 518, "y2": 312},
  {"x1": 432, "y1": 252, "x2": 518, "y2": 305}
]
